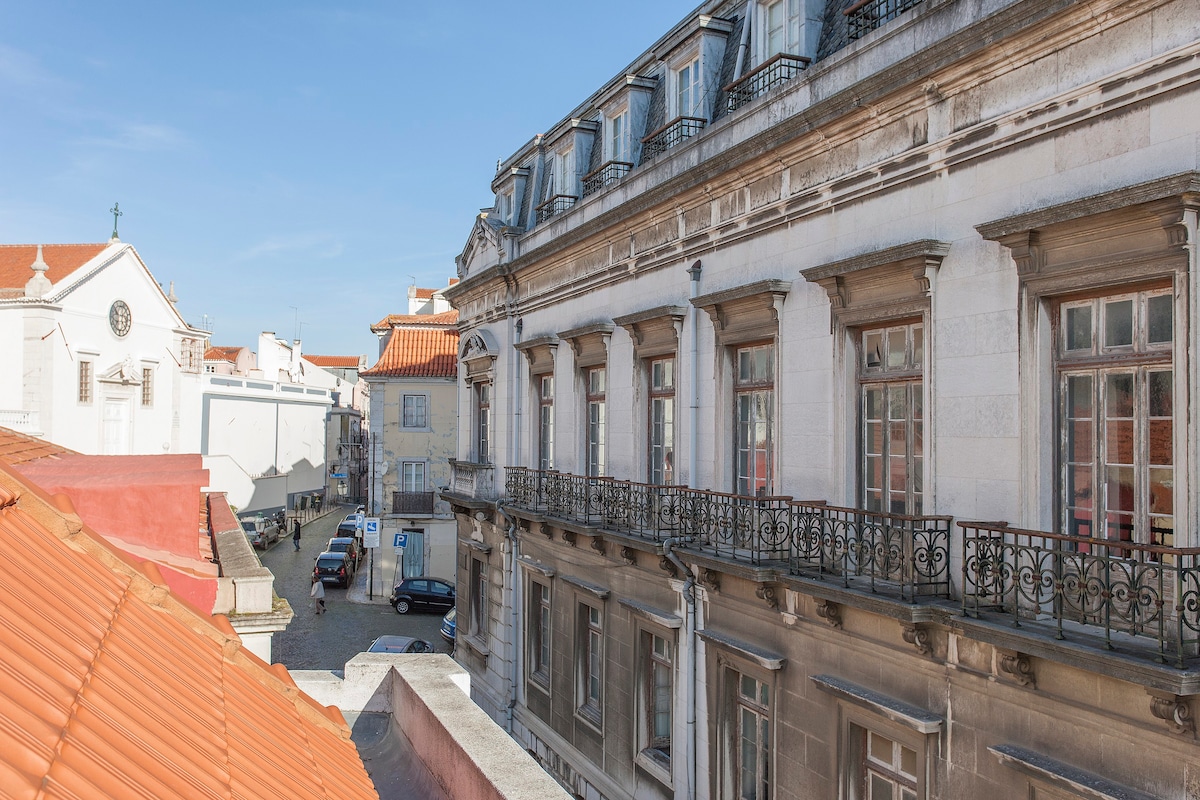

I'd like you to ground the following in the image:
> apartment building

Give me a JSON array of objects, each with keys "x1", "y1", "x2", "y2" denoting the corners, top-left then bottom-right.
[{"x1": 442, "y1": 0, "x2": 1200, "y2": 797}]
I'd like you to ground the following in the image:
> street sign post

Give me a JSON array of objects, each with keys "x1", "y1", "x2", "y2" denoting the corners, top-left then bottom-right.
[{"x1": 354, "y1": 513, "x2": 365, "y2": 529}]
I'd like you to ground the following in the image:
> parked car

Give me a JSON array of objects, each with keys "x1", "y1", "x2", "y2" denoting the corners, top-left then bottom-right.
[
  {"x1": 367, "y1": 635, "x2": 435, "y2": 654},
  {"x1": 336, "y1": 520, "x2": 359, "y2": 538},
  {"x1": 313, "y1": 552, "x2": 352, "y2": 588},
  {"x1": 439, "y1": 607, "x2": 456, "y2": 644},
  {"x1": 241, "y1": 516, "x2": 280, "y2": 549},
  {"x1": 325, "y1": 537, "x2": 360, "y2": 570},
  {"x1": 389, "y1": 577, "x2": 455, "y2": 615}
]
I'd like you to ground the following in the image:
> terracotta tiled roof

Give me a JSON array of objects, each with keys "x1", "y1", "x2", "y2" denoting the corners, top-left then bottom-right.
[
  {"x1": 204, "y1": 345, "x2": 242, "y2": 363},
  {"x1": 414, "y1": 287, "x2": 435, "y2": 299},
  {"x1": 0, "y1": 243, "x2": 108, "y2": 289},
  {"x1": 0, "y1": 461, "x2": 379, "y2": 800},
  {"x1": 0, "y1": 426, "x2": 76, "y2": 464},
  {"x1": 362, "y1": 325, "x2": 459, "y2": 378},
  {"x1": 302, "y1": 354, "x2": 362, "y2": 368},
  {"x1": 370, "y1": 310, "x2": 459, "y2": 332}
]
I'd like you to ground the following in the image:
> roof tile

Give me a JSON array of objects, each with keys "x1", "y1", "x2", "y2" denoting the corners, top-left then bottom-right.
[
  {"x1": 370, "y1": 310, "x2": 458, "y2": 332},
  {"x1": 302, "y1": 355, "x2": 362, "y2": 368},
  {"x1": 0, "y1": 244, "x2": 108, "y2": 290},
  {"x1": 0, "y1": 426, "x2": 76, "y2": 465},
  {"x1": 362, "y1": 325, "x2": 459, "y2": 378}
]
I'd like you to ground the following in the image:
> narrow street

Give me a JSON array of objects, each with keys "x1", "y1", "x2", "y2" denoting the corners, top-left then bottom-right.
[{"x1": 263, "y1": 507, "x2": 451, "y2": 670}]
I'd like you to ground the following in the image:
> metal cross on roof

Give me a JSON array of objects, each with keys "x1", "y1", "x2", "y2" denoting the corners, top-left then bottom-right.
[{"x1": 110, "y1": 202, "x2": 122, "y2": 240}]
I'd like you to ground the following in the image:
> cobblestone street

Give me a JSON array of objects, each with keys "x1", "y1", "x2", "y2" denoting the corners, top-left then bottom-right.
[{"x1": 264, "y1": 508, "x2": 451, "y2": 670}]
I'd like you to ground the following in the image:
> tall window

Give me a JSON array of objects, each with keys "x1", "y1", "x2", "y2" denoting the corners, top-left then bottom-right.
[
  {"x1": 554, "y1": 148, "x2": 576, "y2": 197},
  {"x1": 528, "y1": 581, "x2": 551, "y2": 689},
  {"x1": 586, "y1": 367, "x2": 606, "y2": 476},
  {"x1": 141, "y1": 367, "x2": 153, "y2": 407},
  {"x1": 608, "y1": 108, "x2": 629, "y2": 163},
  {"x1": 1059, "y1": 288, "x2": 1173, "y2": 545},
  {"x1": 577, "y1": 603, "x2": 603, "y2": 723},
  {"x1": 402, "y1": 461, "x2": 426, "y2": 493},
  {"x1": 860, "y1": 322, "x2": 924, "y2": 514},
  {"x1": 735, "y1": 344, "x2": 774, "y2": 496},
  {"x1": 475, "y1": 382, "x2": 492, "y2": 463},
  {"x1": 644, "y1": 633, "x2": 673, "y2": 762},
  {"x1": 760, "y1": 0, "x2": 800, "y2": 60},
  {"x1": 403, "y1": 394, "x2": 428, "y2": 428},
  {"x1": 470, "y1": 557, "x2": 487, "y2": 639},
  {"x1": 78, "y1": 361, "x2": 93, "y2": 403},
  {"x1": 539, "y1": 374, "x2": 555, "y2": 470},
  {"x1": 649, "y1": 357, "x2": 675, "y2": 485},
  {"x1": 736, "y1": 672, "x2": 771, "y2": 800},
  {"x1": 675, "y1": 57, "x2": 701, "y2": 118},
  {"x1": 855, "y1": 725, "x2": 918, "y2": 800},
  {"x1": 500, "y1": 190, "x2": 514, "y2": 224}
]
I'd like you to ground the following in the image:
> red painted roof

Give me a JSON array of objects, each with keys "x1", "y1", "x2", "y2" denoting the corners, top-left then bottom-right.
[
  {"x1": 0, "y1": 243, "x2": 108, "y2": 289},
  {"x1": 370, "y1": 310, "x2": 459, "y2": 332},
  {"x1": 362, "y1": 325, "x2": 459, "y2": 378},
  {"x1": 0, "y1": 426, "x2": 77, "y2": 464},
  {"x1": 0, "y1": 461, "x2": 379, "y2": 800},
  {"x1": 204, "y1": 345, "x2": 243, "y2": 363},
  {"x1": 303, "y1": 354, "x2": 362, "y2": 368}
]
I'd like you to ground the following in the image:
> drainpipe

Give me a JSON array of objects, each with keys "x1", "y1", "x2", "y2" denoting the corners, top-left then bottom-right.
[
  {"x1": 513, "y1": 317, "x2": 523, "y2": 470},
  {"x1": 662, "y1": 537, "x2": 697, "y2": 800},
  {"x1": 496, "y1": 500, "x2": 521, "y2": 735},
  {"x1": 734, "y1": 0, "x2": 754, "y2": 77},
  {"x1": 687, "y1": 261, "x2": 702, "y2": 489}
]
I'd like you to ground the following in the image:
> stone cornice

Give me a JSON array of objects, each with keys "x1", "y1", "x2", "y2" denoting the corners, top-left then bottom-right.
[
  {"x1": 557, "y1": 322, "x2": 615, "y2": 341},
  {"x1": 801, "y1": 240, "x2": 951, "y2": 282},
  {"x1": 513, "y1": 335, "x2": 559, "y2": 353},
  {"x1": 692, "y1": 279, "x2": 791, "y2": 312},
  {"x1": 611, "y1": 305, "x2": 688, "y2": 328}
]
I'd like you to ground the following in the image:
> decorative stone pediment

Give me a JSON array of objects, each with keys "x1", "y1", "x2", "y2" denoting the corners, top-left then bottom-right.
[
  {"x1": 98, "y1": 357, "x2": 142, "y2": 385},
  {"x1": 514, "y1": 335, "x2": 559, "y2": 375},
  {"x1": 456, "y1": 214, "x2": 504, "y2": 279},
  {"x1": 558, "y1": 322, "x2": 613, "y2": 367},
  {"x1": 613, "y1": 305, "x2": 687, "y2": 359},
  {"x1": 801, "y1": 240, "x2": 948, "y2": 328},
  {"x1": 691, "y1": 280, "x2": 790, "y2": 346},
  {"x1": 459, "y1": 329, "x2": 498, "y2": 382}
]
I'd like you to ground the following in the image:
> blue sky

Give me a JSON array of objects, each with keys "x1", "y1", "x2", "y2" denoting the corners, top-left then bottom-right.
[{"x1": 0, "y1": 2, "x2": 696, "y2": 358}]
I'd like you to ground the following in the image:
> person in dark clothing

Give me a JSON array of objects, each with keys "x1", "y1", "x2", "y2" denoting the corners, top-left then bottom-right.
[{"x1": 293, "y1": 518, "x2": 302, "y2": 551}]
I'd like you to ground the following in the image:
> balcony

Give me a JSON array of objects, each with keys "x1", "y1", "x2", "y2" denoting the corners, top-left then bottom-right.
[
  {"x1": 581, "y1": 160, "x2": 634, "y2": 198},
  {"x1": 845, "y1": 0, "x2": 924, "y2": 40},
  {"x1": 640, "y1": 116, "x2": 706, "y2": 162},
  {"x1": 535, "y1": 194, "x2": 578, "y2": 225},
  {"x1": 724, "y1": 54, "x2": 811, "y2": 112},
  {"x1": 392, "y1": 491, "x2": 435, "y2": 515},
  {"x1": 0, "y1": 409, "x2": 40, "y2": 435},
  {"x1": 961, "y1": 522, "x2": 1200, "y2": 668},
  {"x1": 448, "y1": 460, "x2": 497, "y2": 502}
]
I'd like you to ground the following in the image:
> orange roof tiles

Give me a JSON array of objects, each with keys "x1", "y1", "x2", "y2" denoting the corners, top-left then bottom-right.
[
  {"x1": 0, "y1": 243, "x2": 108, "y2": 289},
  {"x1": 0, "y1": 426, "x2": 76, "y2": 465},
  {"x1": 302, "y1": 355, "x2": 362, "y2": 368},
  {"x1": 362, "y1": 325, "x2": 459, "y2": 378},
  {"x1": 413, "y1": 287, "x2": 435, "y2": 299},
  {"x1": 204, "y1": 345, "x2": 243, "y2": 363},
  {"x1": 370, "y1": 310, "x2": 459, "y2": 332},
  {"x1": 0, "y1": 461, "x2": 379, "y2": 800}
]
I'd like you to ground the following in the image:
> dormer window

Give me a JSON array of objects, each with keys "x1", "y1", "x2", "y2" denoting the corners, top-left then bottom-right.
[
  {"x1": 500, "y1": 191, "x2": 514, "y2": 225},
  {"x1": 726, "y1": 1, "x2": 811, "y2": 111},
  {"x1": 673, "y1": 58, "x2": 702, "y2": 119},
  {"x1": 607, "y1": 108, "x2": 629, "y2": 164},
  {"x1": 538, "y1": 143, "x2": 582, "y2": 224},
  {"x1": 759, "y1": 0, "x2": 800, "y2": 62}
]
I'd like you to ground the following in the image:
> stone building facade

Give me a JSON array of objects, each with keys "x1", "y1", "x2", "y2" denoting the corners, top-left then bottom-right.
[{"x1": 442, "y1": 0, "x2": 1200, "y2": 798}]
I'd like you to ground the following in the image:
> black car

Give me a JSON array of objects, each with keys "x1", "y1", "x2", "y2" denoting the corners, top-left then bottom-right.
[
  {"x1": 367, "y1": 635, "x2": 435, "y2": 654},
  {"x1": 389, "y1": 577, "x2": 455, "y2": 615},
  {"x1": 326, "y1": 537, "x2": 360, "y2": 569},
  {"x1": 336, "y1": 520, "x2": 359, "y2": 538},
  {"x1": 313, "y1": 552, "x2": 352, "y2": 588}
]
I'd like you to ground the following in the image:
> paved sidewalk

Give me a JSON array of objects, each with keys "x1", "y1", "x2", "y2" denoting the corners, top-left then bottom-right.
[{"x1": 347, "y1": 547, "x2": 391, "y2": 606}]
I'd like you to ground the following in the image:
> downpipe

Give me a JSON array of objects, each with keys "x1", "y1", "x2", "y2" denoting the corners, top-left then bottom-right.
[
  {"x1": 496, "y1": 500, "x2": 521, "y2": 734},
  {"x1": 662, "y1": 537, "x2": 697, "y2": 800},
  {"x1": 687, "y1": 261, "x2": 702, "y2": 489}
]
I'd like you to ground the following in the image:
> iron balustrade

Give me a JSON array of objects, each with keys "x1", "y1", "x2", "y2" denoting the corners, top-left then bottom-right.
[
  {"x1": 791, "y1": 503, "x2": 952, "y2": 601},
  {"x1": 581, "y1": 161, "x2": 634, "y2": 198},
  {"x1": 844, "y1": 0, "x2": 924, "y2": 40},
  {"x1": 535, "y1": 194, "x2": 578, "y2": 225},
  {"x1": 505, "y1": 468, "x2": 951, "y2": 584},
  {"x1": 724, "y1": 54, "x2": 811, "y2": 112},
  {"x1": 641, "y1": 117, "x2": 707, "y2": 162},
  {"x1": 960, "y1": 522, "x2": 1200, "y2": 667},
  {"x1": 392, "y1": 491, "x2": 435, "y2": 515}
]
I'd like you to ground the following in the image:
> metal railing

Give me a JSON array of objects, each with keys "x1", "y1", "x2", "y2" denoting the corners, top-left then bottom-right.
[
  {"x1": 392, "y1": 491, "x2": 435, "y2": 515},
  {"x1": 961, "y1": 522, "x2": 1200, "y2": 667},
  {"x1": 582, "y1": 161, "x2": 634, "y2": 198},
  {"x1": 641, "y1": 116, "x2": 706, "y2": 162},
  {"x1": 505, "y1": 468, "x2": 951, "y2": 584},
  {"x1": 845, "y1": 0, "x2": 924, "y2": 40},
  {"x1": 535, "y1": 194, "x2": 578, "y2": 225},
  {"x1": 724, "y1": 53, "x2": 811, "y2": 112}
]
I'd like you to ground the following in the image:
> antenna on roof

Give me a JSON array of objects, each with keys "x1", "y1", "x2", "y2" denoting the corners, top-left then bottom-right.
[
  {"x1": 290, "y1": 305, "x2": 300, "y2": 341},
  {"x1": 409, "y1": 275, "x2": 417, "y2": 287}
]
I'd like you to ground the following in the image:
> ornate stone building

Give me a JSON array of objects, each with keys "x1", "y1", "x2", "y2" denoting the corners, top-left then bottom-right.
[{"x1": 443, "y1": 0, "x2": 1200, "y2": 797}]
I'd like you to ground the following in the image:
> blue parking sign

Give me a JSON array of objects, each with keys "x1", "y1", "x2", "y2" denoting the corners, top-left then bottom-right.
[{"x1": 393, "y1": 532, "x2": 409, "y2": 549}]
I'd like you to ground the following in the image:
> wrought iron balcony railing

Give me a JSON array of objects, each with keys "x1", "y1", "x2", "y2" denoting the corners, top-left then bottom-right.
[
  {"x1": 581, "y1": 160, "x2": 634, "y2": 198},
  {"x1": 641, "y1": 116, "x2": 707, "y2": 162},
  {"x1": 449, "y1": 459, "x2": 497, "y2": 501},
  {"x1": 535, "y1": 194, "x2": 578, "y2": 225},
  {"x1": 504, "y1": 468, "x2": 950, "y2": 591},
  {"x1": 724, "y1": 53, "x2": 811, "y2": 112},
  {"x1": 844, "y1": 0, "x2": 924, "y2": 40},
  {"x1": 961, "y1": 522, "x2": 1200, "y2": 667},
  {"x1": 392, "y1": 491, "x2": 435, "y2": 515}
]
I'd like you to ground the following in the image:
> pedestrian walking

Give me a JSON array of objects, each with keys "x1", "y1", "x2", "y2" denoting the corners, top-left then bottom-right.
[
  {"x1": 293, "y1": 518, "x2": 302, "y2": 551},
  {"x1": 310, "y1": 577, "x2": 326, "y2": 615}
]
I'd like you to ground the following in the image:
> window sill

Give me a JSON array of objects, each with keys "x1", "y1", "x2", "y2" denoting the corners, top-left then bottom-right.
[
  {"x1": 574, "y1": 703, "x2": 603, "y2": 733},
  {"x1": 463, "y1": 635, "x2": 490, "y2": 663},
  {"x1": 635, "y1": 749, "x2": 672, "y2": 787},
  {"x1": 527, "y1": 673, "x2": 550, "y2": 697}
]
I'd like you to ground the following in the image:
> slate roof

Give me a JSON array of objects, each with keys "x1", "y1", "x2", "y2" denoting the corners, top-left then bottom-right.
[
  {"x1": 362, "y1": 314, "x2": 459, "y2": 379},
  {"x1": 0, "y1": 460, "x2": 378, "y2": 800},
  {"x1": 0, "y1": 244, "x2": 108, "y2": 290},
  {"x1": 0, "y1": 426, "x2": 76, "y2": 465},
  {"x1": 204, "y1": 345, "x2": 243, "y2": 363},
  {"x1": 302, "y1": 355, "x2": 362, "y2": 368}
]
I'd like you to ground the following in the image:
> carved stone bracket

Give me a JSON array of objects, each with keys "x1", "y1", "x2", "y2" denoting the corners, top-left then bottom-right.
[
  {"x1": 1149, "y1": 695, "x2": 1194, "y2": 735},
  {"x1": 815, "y1": 599, "x2": 842, "y2": 629},
  {"x1": 589, "y1": 536, "x2": 606, "y2": 556},
  {"x1": 700, "y1": 568, "x2": 721, "y2": 593},
  {"x1": 902, "y1": 624, "x2": 932, "y2": 657},
  {"x1": 659, "y1": 556, "x2": 678, "y2": 578},
  {"x1": 756, "y1": 584, "x2": 778, "y2": 610},
  {"x1": 621, "y1": 546, "x2": 637, "y2": 566},
  {"x1": 539, "y1": 522, "x2": 553, "y2": 538},
  {"x1": 998, "y1": 652, "x2": 1035, "y2": 688},
  {"x1": 562, "y1": 530, "x2": 577, "y2": 548}
]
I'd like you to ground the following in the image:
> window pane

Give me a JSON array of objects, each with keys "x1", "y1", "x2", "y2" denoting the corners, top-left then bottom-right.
[
  {"x1": 900, "y1": 745, "x2": 917, "y2": 777},
  {"x1": 886, "y1": 328, "x2": 906, "y2": 369},
  {"x1": 1148, "y1": 370, "x2": 1172, "y2": 418},
  {"x1": 1105, "y1": 373, "x2": 1134, "y2": 418},
  {"x1": 864, "y1": 331, "x2": 883, "y2": 369},
  {"x1": 1065, "y1": 304, "x2": 1092, "y2": 351},
  {"x1": 1147, "y1": 293, "x2": 1173, "y2": 344},
  {"x1": 912, "y1": 325, "x2": 924, "y2": 368},
  {"x1": 1104, "y1": 299, "x2": 1133, "y2": 347},
  {"x1": 869, "y1": 775, "x2": 892, "y2": 799}
]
